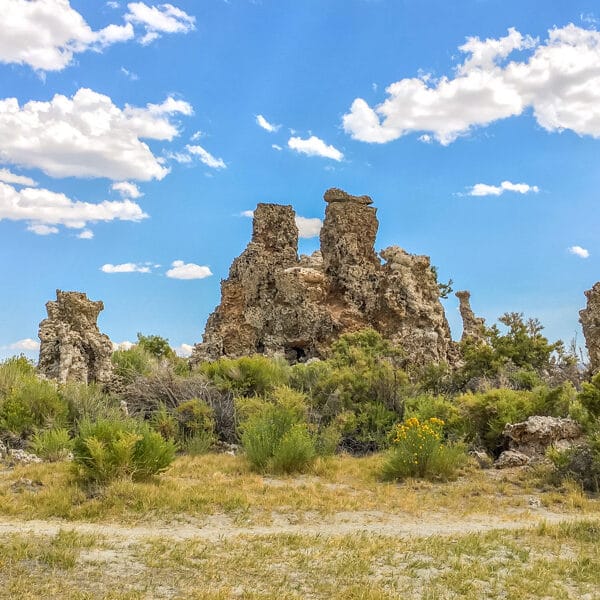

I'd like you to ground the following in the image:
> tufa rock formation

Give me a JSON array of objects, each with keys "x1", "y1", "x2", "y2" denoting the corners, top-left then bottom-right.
[
  {"x1": 455, "y1": 290, "x2": 487, "y2": 343},
  {"x1": 38, "y1": 290, "x2": 113, "y2": 385},
  {"x1": 192, "y1": 188, "x2": 456, "y2": 365},
  {"x1": 580, "y1": 282, "x2": 600, "y2": 375},
  {"x1": 495, "y1": 416, "x2": 582, "y2": 469}
]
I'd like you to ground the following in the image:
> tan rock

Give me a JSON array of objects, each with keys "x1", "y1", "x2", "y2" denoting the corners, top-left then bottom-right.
[
  {"x1": 455, "y1": 290, "x2": 487, "y2": 343},
  {"x1": 580, "y1": 282, "x2": 600, "y2": 374},
  {"x1": 38, "y1": 290, "x2": 113, "y2": 385},
  {"x1": 502, "y1": 415, "x2": 582, "y2": 458},
  {"x1": 192, "y1": 189, "x2": 456, "y2": 365}
]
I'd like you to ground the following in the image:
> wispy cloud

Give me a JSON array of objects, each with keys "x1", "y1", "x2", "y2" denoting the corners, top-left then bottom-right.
[
  {"x1": 568, "y1": 245, "x2": 590, "y2": 259},
  {"x1": 256, "y1": 114, "x2": 280, "y2": 133},
  {"x1": 288, "y1": 135, "x2": 343, "y2": 161},
  {"x1": 101, "y1": 262, "x2": 152, "y2": 273},
  {"x1": 468, "y1": 181, "x2": 539, "y2": 197}
]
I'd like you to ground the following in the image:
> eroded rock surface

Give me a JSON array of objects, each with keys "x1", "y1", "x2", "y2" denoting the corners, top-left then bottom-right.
[
  {"x1": 192, "y1": 189, "x2": 456, "y2": 365},
  {"x1": 38, "y1": 290, "x2": 113, "y2": 385},
  {"x1": 455, "y1": 290, "x2": 486, "y2": 343},
  {"x1": 580, "y1": 282, "x2": 600, "y2": 375},
  {"x1": 495, "y1": 416, "x2": 583, "y2": 468}
]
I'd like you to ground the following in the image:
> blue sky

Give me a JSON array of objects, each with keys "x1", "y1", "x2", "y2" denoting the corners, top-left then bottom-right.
[{"x1": 1, "y1": 0, "x2": 599, "y2": 359}]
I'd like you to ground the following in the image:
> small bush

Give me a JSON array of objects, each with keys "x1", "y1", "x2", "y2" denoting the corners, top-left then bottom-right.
[
  {"x1": 61, "y1": 382, "x2": 120, "y2": 430},
  {"x1": 181, "y1": 430, "x2": 215, "y2": 455},
  {"x1": 381, "y1": 417, "x2": 467, "y2": 481},
  {"x1": 111, "y1": 346, "x2": 155, "y2": 383},
  {"x1": 578, "y1": 373, "x2": 600, "y2": 419},
  {"x1": 73, "y1": 418, "x2": 176, "y2": 484},
  {"x1": 271, "y1": 424, "x2": 316, "y2": 474},
  {"x1": 175, "y1": 398, "x2": 215, "y2": 438},
  {"x1": 29, "y1": 428, "x2": 73, "y2": 461},
  {"x1": 241, "y1": 403, "x2": 316, "y2": 473},
  {"x1": 199, "y1": 355, "x2": 290, "y2": 397},
  {"x1": 405, "y1": 394, "x2": 467, "y2": 442},
  {"x1": 0, "y1": 355, "x2": 36, "y2": 398},
  {"x1": 150, "y1": 404, "x2": 178, "y2": 441},
  {"x1": 547, "y1": 436, "x2": 600, "y2": 493},
  {"x1": 0, "y1": 378, "x2": 68, "y2": 438}
]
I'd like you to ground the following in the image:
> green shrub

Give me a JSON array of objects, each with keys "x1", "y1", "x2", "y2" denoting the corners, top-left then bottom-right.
[
  {"x1": 29, "y1": 428, "x2": 73, "y2": 461},
  {"x1": 241, "y1": 402, "x2": 316, "y2": 473},
  {"x1": 338, "y1": 401, "x2": 399, "y2": 453},
  {"x1": 73, "y1": 418, "x2": 176, "y2": 484},
  {"x1": 150, "y1": 404, "x2": 178, "y2": 441},
  {"x1": 405, "y1": 394, "x2": 467, "y2": 441},
  {"x1": 111, "y1": 346, "x2": 155, "y2": 383},
  {"x1": 61, "y1": 382, "x2": 120, "y2": 429},
  {"x1": 175, "y1": 398, "x2": 215, "y2": 438},
  {"x1": 548, "y1": 434, "x2": 600, "y2": 492},
  {"x1": 0, "y1": 355, "x2": 36, "y2": 398},
  {"x1": 0, "y1": 379, "x2": 68, "y2": 437},
  {"x1": 181, "y1": 430, "x2": 215, "y2": 455},
  {"x1": 381, "y1": 417, "x2": 467, "y2": 481},
  {"x1": 578, "y1": 373, "x2": 600, "y2": 419},
  {"x1": 135, "y1": 333, "x2": 175, "y2": 361},
  {"x1": 271, "y1": 423, "x2": 316, "y2": 474},
  {"x1": 199, "y1": 355, "x2": 290, "y2": 396}
]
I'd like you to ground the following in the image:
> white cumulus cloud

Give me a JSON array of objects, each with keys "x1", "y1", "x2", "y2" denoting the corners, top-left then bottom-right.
[
  {"x1": 112, "y1": 340, "x2": 135, "y2": 350},
  {"x1": 295, "y1": 216, "x2": 322, "y2": 238},
  {"x1": 185, "y1": 145, "x2": 226, "y2": 169},
  {"x1": 174, "y1": 343, "x2": 194, "y2": 357},
  {"x1": 101, "y1": 263, "x2": 151, "y2": 273},
  {"x1": 0, "y1": 0, "x2": 134, "y2": 71},
  {"x1": 77, "y1": 229, "x2": 94, "y2": 239},
  {"x1": 166, "y1": 260, "x2": 212, "y2": 280},
  {"x1": 112, "y1": 181, "x2": 143, "y2": 198},
  {"x1": 343, "y1": 25, "x2": 600, "y2": 144},
  {"x1": 3, "y1": 338, "x2": 40, "y2": 352},
  {"x1": 568, "y1": 245, "x2": 590, "y2": 258},
  {"x1": 125, "y1": 2, "x2": 195, "y2": 45},
  {"x1": 288, "y1": 136, "x2": 344, "y2": 161},
  {"x1": 256, "y1": 114, "x2": 280, "y2": 133},
  {"x1": 0, "y1": 88, "x2": 192, "y2": 181},
  {"x1": 0, "y1": 168, "x2": 37, "y2": 187},
  {"x1": 0, "y1": 181, "x2": 147, "y2": 234},
  {"x1": 469, "y1": 181, "x2": 539, "y2": 196},
  {"x1": 240, "y1": 210, "x2": 254, "y2": 218}
]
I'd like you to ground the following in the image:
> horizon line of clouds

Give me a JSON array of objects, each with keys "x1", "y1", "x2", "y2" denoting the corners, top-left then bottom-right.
[
  {"x1": 101, "y1": 260, "x2": 213, "y2": 279},
  {"x1": 343, "y1": 24, "x2": 600, "y2": 145},
  {"x1": 1, "y1": 1, "x2": 195, "y2": 72}
]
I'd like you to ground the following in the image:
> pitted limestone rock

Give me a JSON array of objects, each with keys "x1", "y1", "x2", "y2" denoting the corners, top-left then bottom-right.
[
  {"x1": 192, "y1": 189, "x2": 456, "y2": 365},
  {"x1": 38, "y1": 290, "x2": 113, "y2": 385},
  {"x1": 456, "y1": 290, "x2": 487, "y2": 343},
  {"x1": 580, "y1": 282, "x2": 600, "y2": 375}
]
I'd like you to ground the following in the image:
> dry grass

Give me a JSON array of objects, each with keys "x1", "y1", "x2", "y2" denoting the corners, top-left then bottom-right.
[
  {"x1": 0, "y1": 453, "x2": 597, "y2": 525},
  {"x1": 0, "y1": 521, "x2": 599, "y2": 599}
]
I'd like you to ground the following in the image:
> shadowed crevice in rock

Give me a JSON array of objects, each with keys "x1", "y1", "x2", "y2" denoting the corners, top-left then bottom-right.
[
  {"x1": 38, "y1": 290, "x2": 113, "y2": 385},
  {"x1": 192, "y1": 188, "x2": 456, "y2": 366}
]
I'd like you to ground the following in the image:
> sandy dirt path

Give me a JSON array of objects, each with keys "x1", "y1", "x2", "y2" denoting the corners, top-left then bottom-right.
[{"x1": 0, "y1": 509, "x2": 594, "y2": 544}]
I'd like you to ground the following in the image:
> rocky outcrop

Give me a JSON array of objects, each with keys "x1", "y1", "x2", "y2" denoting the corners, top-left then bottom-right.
[
  {"x1": 192, "y1": 189, "x2": 456, "y2": 365},
  {"x1": 455, "y1": 290, "x2": 486, "y2": 343},
  {"x1": 38, "y1": 290, "x2": 113, "y2": 385},
  {"x1": 580, "y1": 282, "x2": 600, "y2": 375},
  {"x1": 495, "y1": 416, "x2": 583, "y2": 468}
]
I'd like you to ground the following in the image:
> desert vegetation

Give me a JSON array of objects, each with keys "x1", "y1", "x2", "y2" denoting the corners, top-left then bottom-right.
[{"x1": 1, "y1": 319, "x2": 599, "y2": 598}]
